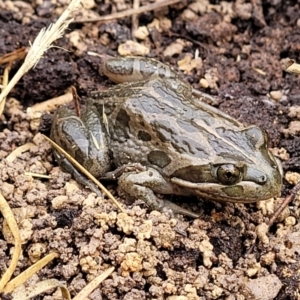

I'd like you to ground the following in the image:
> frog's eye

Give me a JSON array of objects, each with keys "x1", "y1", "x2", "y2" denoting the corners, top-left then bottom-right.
[{"x1": 217, "y1": 164, "x2": 241, "y2": 185}]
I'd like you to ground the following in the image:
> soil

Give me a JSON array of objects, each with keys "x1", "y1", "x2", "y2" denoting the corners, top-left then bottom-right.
[{"x1": 1, "y1": 0, "x2": 300, "y2": 299}]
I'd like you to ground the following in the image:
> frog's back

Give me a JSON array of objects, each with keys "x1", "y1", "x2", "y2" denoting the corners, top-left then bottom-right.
[{"x1": 89, "y1": 78, "x2": 258, "y2": 172}]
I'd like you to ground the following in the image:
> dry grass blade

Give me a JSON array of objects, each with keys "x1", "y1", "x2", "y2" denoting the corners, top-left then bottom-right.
[
  {"x1": 0, "y1": 64, "x2": 10, "y2": 117},
  {"x1": 3, "y1": 253, "x2": 59, "y2": 293},
  {"x1": 10, "y1": 279, "x2": 71, "y2": 300},
  {"x1": 0, "y1": 0, "x2": 82, "y2": 109},
  {"x1": 0, "y1": 193, "x2": 21, "y2": 291},
  {"x1": 284, "y1": 59, "x2": 300, "y2": 75},
  {"x1": 6, "y1": 143, "x2": 36, "y2": 162},
  {"x1": 72, "y1": 267, "x2": 114, "y2": 300},
  {"x1": 0, "y1": 47, "x2": 27, "y2": 65},
  {"x1": 26, "y1": 91, "x2": 73, "y2": 118},
  {"x1": 252, "y1": 67, "x2": 266, "y2": 76},
  {"x1": 131, "y1": 0, "x2": 140, "y2": 39},
  {"x1": 24, "y1": 172, "x2": 51, "y2": 179},
  {"x1": 43, "y1": 135, "x2": 126, "y2": 213},
  {"x1": 75, "y1": 0, "x2": 181, "y2": 23}
]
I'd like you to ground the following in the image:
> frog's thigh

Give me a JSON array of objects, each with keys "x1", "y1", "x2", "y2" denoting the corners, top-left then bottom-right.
[{"x1": 118, "y1": 168, "x2": 199, "y2": 218}]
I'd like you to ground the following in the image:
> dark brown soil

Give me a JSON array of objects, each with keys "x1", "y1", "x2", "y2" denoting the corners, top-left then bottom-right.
[{"x1": 1, "y1": 1, "x2": 300, "y2": 299}]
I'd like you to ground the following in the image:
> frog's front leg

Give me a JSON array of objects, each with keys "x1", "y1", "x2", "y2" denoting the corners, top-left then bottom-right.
[
  {"x1": 118, "y1": 168, "x2": 199, "y2": 218},
  {"x1": 51, "y1": 106, "x2": 110, "y2": 197}
]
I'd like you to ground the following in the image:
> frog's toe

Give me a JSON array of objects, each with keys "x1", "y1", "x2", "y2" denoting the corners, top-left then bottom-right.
[{"x1": 162, "y1": 200, "x2": 200, "y2": 218}]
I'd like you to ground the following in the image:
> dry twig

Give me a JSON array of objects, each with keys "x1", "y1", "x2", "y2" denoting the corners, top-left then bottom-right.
[
  {"x1": 75, "y1": 0, "x2": 181, "y2": 23},
  {"x1": 72, "y1": 267, "x2": 115, "y2": 300},
  {"x1": 131, "y1": 0, "x2": 140, "y2": 39},
  {"x1": 0, "y1": 64, "x2": 11, "y2": 116},
  {"x1": 0, "y1": 47, "x2": 27, "y2": 65},
  {"x1": 0, "y1": 193, "x2": 21, "y2": 291},
  {"x1": 268, "y1": 183, "x2": 300, "y2": 229},
  {"x1": 3, "y1": 253, "x2": 59, "y2": 293}
]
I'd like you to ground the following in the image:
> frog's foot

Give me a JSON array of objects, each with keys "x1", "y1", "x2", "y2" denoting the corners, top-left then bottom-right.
[
  {"x1": 160, "y1": 200, "x2": 200, "y2": 218},
  {"x1": 101, "y1": 163, "x2": 146, "y2": 180},
  {"x1": 54, "y1": 152, "x2": 102, "y2": 198},
  {"x1": 118, "y1": 168, "x2": 200, "y2": 218}
]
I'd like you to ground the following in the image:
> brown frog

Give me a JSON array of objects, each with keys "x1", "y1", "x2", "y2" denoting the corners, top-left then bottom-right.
[{"x1": 50, "y1": 57, "x2": 282, "y2": 217}]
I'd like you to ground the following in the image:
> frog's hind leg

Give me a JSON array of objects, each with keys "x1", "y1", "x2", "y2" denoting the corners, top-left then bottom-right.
[
  {"x1": 51, "y1": 106, "x2": 110, "y2": 198},
  {"x1": 100, "y1": 56, "x2": 179, "y2": 84},
  {"x1": 118, "y1": 168, "x2": 199, "y2": 218}
]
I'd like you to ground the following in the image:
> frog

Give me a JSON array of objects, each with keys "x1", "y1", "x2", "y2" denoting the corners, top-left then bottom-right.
[{"x1": 50, "y1": 56, "x2": 282, "y2": 217}]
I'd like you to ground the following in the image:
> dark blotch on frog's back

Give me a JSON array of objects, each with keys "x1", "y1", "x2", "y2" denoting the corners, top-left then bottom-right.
[
  {"x1": 151, "y1": 117, "x2": 210, "y2": 157},
  {"x1": 113, "y1": 108, "x2": 130, "y2": 141},
  {"x1": 105, "y1": 58, "x2": 134, "y2": 75},
  {"x1": 138, "y1": 130, "x2": 152, "y2": 141},
  {"x1": 122, "y1": 81, "x2": 212, "y2": 158},
  {"x1": 148, "y1": 150, "x2": 171, "y2": 168}
]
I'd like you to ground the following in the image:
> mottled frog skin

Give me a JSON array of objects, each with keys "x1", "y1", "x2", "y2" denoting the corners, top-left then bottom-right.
[{"x1": 51, "y1": 57, "x2": 282, "y2": 217}]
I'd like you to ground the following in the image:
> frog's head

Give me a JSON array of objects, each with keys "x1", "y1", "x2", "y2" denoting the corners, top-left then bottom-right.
[{"x1": 171, "y1": 126, "x2": 283, "y2": 203}]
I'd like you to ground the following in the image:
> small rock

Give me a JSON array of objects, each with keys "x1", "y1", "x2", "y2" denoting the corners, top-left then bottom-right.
[
  {"x1": 118, "y1": 40, "x2": 150, "y2": 56},
  {"x1": 1, "y1": 182, "x2": 14, "y2": 199},
  {"x1": 163, "y1": 39, "x2": 185, "y2": 57},
  {"x1": 211, "y1": 285, "x2": 223, "y2": 299},
  {"x1": 282, "y1": 120, "x2": 300, "y2": 136},
  {"x1": 235, "y1": 2, "x2": 252, "y2": 20},
  {"x1": 199, "y1": 239, "x2": 214, "y2": 268},
  {"x1": 52, "y1": 195, "x2": 69, "y2": 209},
  {"x1": 147, "y1": 18, "x2": 162, "y2": 32},
  {"x1": 286, "y1": 231, "x2": 300, "y2": 255},
  {"x1": 204, "y1": 68, "x2": 219, "y2": 90},
  {"x1": 65, "y1": 180, "x2": 80, "y2": 195},
  {"x1": 284, "y1": 216, "x2": 296, "y2": 226},
  {"x1": 181, "y1": 8, "x2": 199, "y2": 21},
  {"x1": 134, "y1": 26, "x2": 149, "y2": 40},
  {"x1": 199, "y1": 78, "x2": 209, "y2": 88},
  {"x1": 242, "y1": 274, "x2": 282, "y2": 300},
  {"x1": 260, "y1": 252, "x2": 275, "y2": 266},
  {"x1": 117, "y1": 212, "x2": 134, "y2": 234},
  {"x1": 28, "y1": 243, "x2": 47, "y2": 263},
  {"x1": 159, "y1": 17, "x2": 172, "y2": 31},
  {"x1": 270, "y1": 90, "x2": 283, "y2": 101},
  {"x1": 189, "y1": 0, "x2": 209, "y2": 15},
  {"x1": 256, "y1": 223, "x2": 269, "y2": 245},
  {"x1": 81, "y1": 0, "x2": 95, "y2": 9},
  {"x1": 121, "y1": 252, "x2": 143, "y2": 276},
  {"x1": 288, "y1": 106, "x2": 300, "y2": 118},
  {"x1": 178, "y1": 56, "x2": 202, "y2": 74}
]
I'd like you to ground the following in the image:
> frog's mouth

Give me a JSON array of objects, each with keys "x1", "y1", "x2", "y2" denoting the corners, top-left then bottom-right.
[{"x1": 171, "y1": 177, "x2": 281, "y2": 203}]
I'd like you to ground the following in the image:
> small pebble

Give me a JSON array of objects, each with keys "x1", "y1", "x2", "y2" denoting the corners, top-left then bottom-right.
[
  {"x1": 118, "y1": 40, "x2": 150, "y2": 56},
  {"x1": 242, "y1": 274, "x2": 282, "y2": 300},
  {"x1": 134, "y1": 26, "x2": 149, "y2": 40},
  {"x1": 199, "y1": 78, "x2": 209, "y2": 88},
  {"x1": 270, "y1": 90, "x2": 282, "y2": 101}
]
